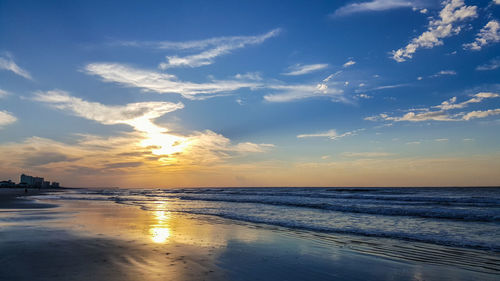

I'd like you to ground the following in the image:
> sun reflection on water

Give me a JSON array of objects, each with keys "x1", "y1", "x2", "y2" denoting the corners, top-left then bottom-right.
[{"x1": 149, "y1": 202, "x2": 172, "y2": 243}]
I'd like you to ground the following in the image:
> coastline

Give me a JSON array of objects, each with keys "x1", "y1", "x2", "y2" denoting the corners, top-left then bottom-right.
[
  {"x1": 0, "y1": 188, "x2": 62, "y2": 209},
  {"x1": 0, "y1": 189, "x2": 498, "y2": 281}
]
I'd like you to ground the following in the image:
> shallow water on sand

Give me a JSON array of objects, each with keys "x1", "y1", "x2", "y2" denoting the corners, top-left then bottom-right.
[{"x1": 1, "y1": 188, "x2": 499, "y2": 281}]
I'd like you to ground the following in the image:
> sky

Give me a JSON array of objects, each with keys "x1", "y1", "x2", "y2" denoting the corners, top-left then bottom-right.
[{"x1": 0, "y1": 0, "x2": 499, "y2": 187}]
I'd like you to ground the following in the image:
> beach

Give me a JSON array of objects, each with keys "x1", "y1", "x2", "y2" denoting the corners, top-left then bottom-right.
[{"x1": 0, "y1": 188, "x2": 499, "y2": 281}]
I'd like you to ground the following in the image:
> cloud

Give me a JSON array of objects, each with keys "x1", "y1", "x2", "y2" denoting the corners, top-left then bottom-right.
[
  {"x1": 463, "y1": 20, "x2": 500, "y2": 51},
  {"x1": 28, "y1": 90, "x2": 273, "y2": 171},
  {"x1": 433, "y1": 92, "x2": 499, "y2": 110},
  {"x1": 341, "y1": 152, "x2": 395, "y2": 157},
  {"x1": 357, "y1": 93, "x2": 372, "y2": 99},
  {"x1": 365, "y1": 92, "x2": 500, "y2": 122},
  {"x1": 332, "y1": 0, "x2": 417, "y2": 17},
  {"x1": 495, "y1": 0, "x2": 500, "y2": 5},
  {"x1": 462, "y1": 108, "x2": 500, "y2": 120},
  {"x1": 0, "y1": 110, "x2": 17, "y2": 128},
  {"x1": 297, "y1": 129, "x2": 363, "y2": 140},
  {"x1": 476, "y1": 57, "x2": 500, "y2": 71},
  {"x1": 392, "y1": 0, "x2": 477, "y2": 62},
  {"x1": 430, "y1": 70, "x2": 457, "y2": 77},
  {"x1": 84, "y1": 63, "x2": 258, "y2": 100},
  {"x1": 263, "y1": 83, "x2": 343, "y2": 103},
  {"x1": 282, "y1": 63, "x2": 328, "y2": 76},
  {"x1": 0, "y1": 53, "x2": 32, "y2": 80},
  {"x1": 343, "y1": 60, "x2": 356, "y2": 67},
  {"x1": 157, "y1": 29, "x2": 281, "y2": 69},
  {"x1": 33, "y1": 90, "x2": 184, "y2": 132},
  {"x1": 435, "y1": 138, "x2": 449, "y2": 142},
  {"x1": 234, "y1": 72, "x2": 263, "y2": 81},
  {"x1": 0, "y1": 89, "x2": 9, "y2": 98}
]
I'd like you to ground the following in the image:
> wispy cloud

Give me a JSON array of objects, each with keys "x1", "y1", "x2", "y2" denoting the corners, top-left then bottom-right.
[
  {"x1": 332, "y1": 0, "x2": 418, "y2": 17},
  {"x1": 343, "y1": 60, "x2": 356, "y2": 68},
  {"x1": 0, "y1": 53, "x2": 32, "y2": 80},
  {"x1": 341, "y1": 152, "x2": 396, "y2": 157},
  {"x1": 463, "y1": 20, "x2": 500, "y2": 51},
  {"x1": 157, "y1": 29, "x2": 281, "y2": 69},
  {"x1": 365, "y1": 92, "x2": 500, "y2": 122},
  {"x1": 476, "y1": 57, "x2": 500, "y2": 71},
  {"x1": 33, "y1": 90, "x2": 184, "y2": 132},
  {"x1": 297, "y1": 129, "x2": 363, "y2": 140},
  {"x1": 0, "y1": 110, "x2": 17, "y2": 128},
  {"x1": 84, "y1": 63, "x2": 258, "y2": 100},
  {"x1": 0, "y1": 89, "x2": 9, "y2": 98},
  {"x1": 430, "y1": 70, "x2": 457, "y2": 78},
  {"x1": 263, "y1": 82, "x2": 343, "y2": 103},
  {"x1": 85, "y1": 62, "x2": 345, "y2": 103},
  {"x1": 392, "y1": 0, "x2": 477, "y2": 62},
  {"x1": 234, "y1": 72, "x2": 263, "y2": 81},
  {"x1": 463, "y1": 109, "x2": 500, "y2": 120},
  {"x1": 26, "y1": 90, "x2": 273, "y2": 177},
  {"x1": 282, "y1": 63, "x2": 328, "y2": 76}
]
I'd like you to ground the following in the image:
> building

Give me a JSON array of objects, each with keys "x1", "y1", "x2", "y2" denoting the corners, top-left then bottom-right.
[
  {"x1": 42, "y1": 181, "x2": 51, "y2": 188},
  {"x1": 19, "y1": 174, "x2": 59, "y2": 188},
  {"x1": 0, "y1": 180, "x2": 15, "y2": 187},
  {"x1": 20, "y1": 174, "x2": 34, "y2": 185}
]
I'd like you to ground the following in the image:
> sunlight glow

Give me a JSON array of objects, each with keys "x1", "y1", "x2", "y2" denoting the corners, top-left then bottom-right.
[
  {"x1": 131, "y1": 118, "x2": 190, "y2": 156},
  {"x1": 149, "y1": 201, "x2": 172, "y2": 243}
]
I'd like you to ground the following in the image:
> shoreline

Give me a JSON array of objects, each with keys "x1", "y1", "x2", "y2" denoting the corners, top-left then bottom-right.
[
  {"x1": 0, "y1": 188, "x2": 62, "y2": 209},
  {"x1": 1, "y1": 188, "x2": 498, "y2": 281}
]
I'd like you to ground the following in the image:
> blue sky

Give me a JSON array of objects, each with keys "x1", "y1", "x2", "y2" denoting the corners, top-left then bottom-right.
[{"x1": 1, "y1": 0, "x2": 499, "y2": 187}]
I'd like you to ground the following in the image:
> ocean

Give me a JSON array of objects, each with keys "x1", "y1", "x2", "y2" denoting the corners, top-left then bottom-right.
[{"x1": 36, "y1": 187, "x2": 500, "y2": 274}]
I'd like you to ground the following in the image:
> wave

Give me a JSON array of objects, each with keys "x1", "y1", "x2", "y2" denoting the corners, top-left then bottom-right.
[{"x1": 172, "y1": 195, "x2": 500, "y2": 222}]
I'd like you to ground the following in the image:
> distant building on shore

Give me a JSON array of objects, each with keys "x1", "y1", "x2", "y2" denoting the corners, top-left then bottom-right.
[
  {"x1": 0, "y1": 180, "x2": 15, "y2": 188},
  {"x1": 17, "y1": 174, "x2": 61, "y2": 188}
]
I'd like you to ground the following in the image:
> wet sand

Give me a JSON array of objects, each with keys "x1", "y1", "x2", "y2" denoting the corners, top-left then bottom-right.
[
  {"x1": 0, "y1": 188, "x2": 60, "y2": 209},
  {"x1": 0, "y1": 190, "x2": 498, "y2": 281}
]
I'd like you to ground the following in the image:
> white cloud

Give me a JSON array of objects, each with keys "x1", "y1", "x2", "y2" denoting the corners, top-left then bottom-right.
[
  {"x1": 234, "y1": 72, "x2": 263, "y2": 80},
  {"x1": 476, "y1": 57, "x2": 500, "y2": 71},
  {"x1": 392, "y1": 0, "x2": 477, "y2": 62},
  {"x1": 495, "y1": 0, "x2": 500, "y2": 5},
  {"x1": 406, "y1": 141, "x2": 421, "y2": 145},
  {"x1": 341, "y1": 152, "x2": 395, "y2": 157},
  {"x1": 435, "y1": 138, "x2": 449, "y2": 142},
  {"x1": 420, "y1": 8, "x2": 428, "y2": 14},
  {"x1": 332, "y1": 0, "x2": 417, "y2": 17},
  {"x1": 323, "y1": 71, "x2": 343, "y2": 82},
  {"x1": 430, "y1": 70, "x2": 457, "y2": 77},
  {"x1": 462, "y1": 109, "x2": 500, "y2": 120},
  {"x1": 463, "y1": 20, "x2": 500, "y2": 51},
  {"x1": 0, "y1": 89, "x2": 9, "y2": 98},
  {"x1": 0, "y1": 53, "x2": 32, "y2": 80},
  {"x1": 84, "y1": 63, "x2": 258, "y2": 100},
  {"x1": 263, "y1": 83, "x2": 343, "y2": 103},
  {"x1": 297, "y1": 129, "x2": 363, "y2": 140},
  {"x1": 0, "y1": 110, "x2": 16, "y2": 128},
  {"x1": 343, "y1": 60, "x2": 356, "y2": 68},
  {"x1": 157, "y1": 29, "x2": 281, "y2": 69},
  {"x1": 282, "y1": 63, "x2": 328, "y2": 76},
  {"x1": 33, "y1": 90, "x2": 184, "y2": 133},
  {"x1": 85, "y1": 62, "x2": 345, "y2": 103},
  {"x1": 366, "y1": 92, "x2": 500, "y2": 122},
  {"x1": 357, "y1": 93, "x2": 372, "y2": 99},
  {"x1": 434, "y1": 92, "x2": 499, "y2": 110},
  {"x1": 30, "y1": 90, "x2": 273, "y2": 168}
]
